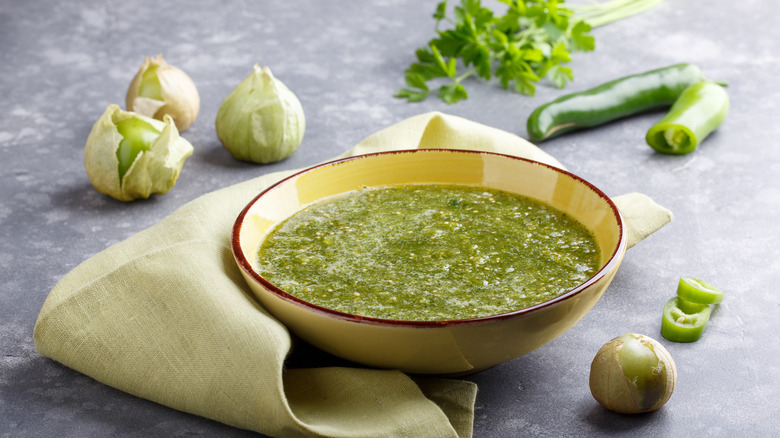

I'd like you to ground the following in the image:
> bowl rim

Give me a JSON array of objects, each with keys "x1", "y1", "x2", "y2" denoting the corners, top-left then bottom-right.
[{"x1": 232, "y1": 149, "x2": 626, "y2": 328}]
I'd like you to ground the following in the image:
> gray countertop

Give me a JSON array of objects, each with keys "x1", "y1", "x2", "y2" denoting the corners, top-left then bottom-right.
[{"x1": 2, "y1": 0, "x2": 778, "y2": 436}]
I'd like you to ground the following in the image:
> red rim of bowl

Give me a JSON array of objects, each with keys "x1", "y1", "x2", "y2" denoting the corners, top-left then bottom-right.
[{"x1": 232, "y1": 149, "x2": 626, "y2": 328}]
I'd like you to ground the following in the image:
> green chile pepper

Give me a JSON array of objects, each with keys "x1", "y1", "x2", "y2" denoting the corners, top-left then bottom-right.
[
  {"x1": 645, "y1": 81, "x2": 729, "y2": 154},
  {"x1": 527, "y1": 63, "x2": 706, "y2": 142},
  {"x1": 676, "y1": 276, "x2": 724, "y2": 305},
  {"x1": 661, "y1": 297, "x2": 712, "y2": 343}
]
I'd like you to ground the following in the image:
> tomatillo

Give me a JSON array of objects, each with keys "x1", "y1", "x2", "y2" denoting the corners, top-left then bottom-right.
[
  {"x1": 138, "y1": 65, "x2": 163, "y2": 101},
  {"x1": 84, "y1": 104, "x2": 193, "y2": 201},
  {"x1": 216, "y1": 64, "x2": 305, "y2": 164},
  {"x1": 115, "y1": 117, "x2": 160, "y2": 180},
  {"x1": 126, "y1": 54, "x2": 201, "y2": 132},
  {"x1": 589, "y1": 334, "x2": 677, "y2": 414}
]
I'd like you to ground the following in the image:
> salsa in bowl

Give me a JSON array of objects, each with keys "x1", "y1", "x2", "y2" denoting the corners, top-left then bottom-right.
[{"x1": 232, "y1": 149, "x2": 626, "y2": 375}]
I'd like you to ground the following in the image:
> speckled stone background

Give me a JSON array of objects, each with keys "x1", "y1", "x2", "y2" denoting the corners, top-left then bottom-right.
[{"x1": 2, "y1": 0, "x2": 779, "y2": 436}]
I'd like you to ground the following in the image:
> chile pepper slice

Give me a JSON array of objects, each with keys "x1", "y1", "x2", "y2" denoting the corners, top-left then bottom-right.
[
  {"x1": 676, "y1": 276, "x2": 724, "y2": 304},
  {"x1": 645, "y1": 81, "x2": 729, "y2": 155},
  {"x1": 661, "y1": 297, "x2": 712, "y2": 343}
]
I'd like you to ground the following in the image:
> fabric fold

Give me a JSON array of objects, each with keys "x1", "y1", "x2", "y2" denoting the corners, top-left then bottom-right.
[{"x1": 34, "y1": 111, "x2": 672, "y2": 437}]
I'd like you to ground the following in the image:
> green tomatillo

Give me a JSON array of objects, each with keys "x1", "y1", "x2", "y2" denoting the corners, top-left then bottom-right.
[
  {"x1": 216, "y1": 64, "x2": 305, "y2": 164},
  {"x1": 589, "y1": 333, "x2": 677, "y2": 414},
  {"x1": 84, "y1": 104, "x2": 193, "y2": 201},
  {"x1": 115, "y1": 117, "x2": 160, "y2": 180},
  {"x1": 126, "y1": 54, "x2": 201, "y2": 131}
]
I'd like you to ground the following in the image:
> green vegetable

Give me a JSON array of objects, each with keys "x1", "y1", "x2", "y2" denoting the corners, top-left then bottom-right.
[
  {"x1": 84, "y1": 105, "x2": 194, "y2": 202},
  {"x1": 661, "y1": 297, "x2": 712, "y2": 343},
  {"x1": 526, "y1": 63, "x2": 706, "y2": 141},
  {"x1": 570, "y1": 0, "x2": 666, "y2": 27},
  {"x1": 138, "y1": 65, "x2": 163, "y2": 101},
  {"x1": 126, "y1": 54, "x2": 201, "y2": 132},
  {"x1": 216, "y1": 64, "x2": 305, "y2": 164},
  {"x1": 661, "y1": 276, "x2": 723, "y2": 342},
  {"x1": 115, "y1": 117, "x2": 160, "y2": 180},
  {"x1": 676, "y1": 276, "x2": 724, "y2": 304},
  {"x1": 645, "y1": 81, "x2": 729, "y2": 154},
  {"x1": 396, "y1": 0, "x2": 665, "y2": 104},
  {"x1": 589, "y1": 333, "x2": 677, "y2": 414}
]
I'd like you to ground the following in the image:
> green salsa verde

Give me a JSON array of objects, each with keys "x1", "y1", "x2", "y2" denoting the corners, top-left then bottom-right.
[{"x1": 257, "y1": 184, "x2": 600, "y2": 321}]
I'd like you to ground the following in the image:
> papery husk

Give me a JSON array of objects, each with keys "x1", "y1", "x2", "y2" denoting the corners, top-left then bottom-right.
[
  {"x1": 215, "y1": 64, "x2": 305, "y2": 163},
  {"x1": 126, "y1": 54, "x2": 200, "y2": 131},
  {"x1": 84, "y1": 104, "x2": 194, "y2": 201},
  {"x1": 589, "y1": 334, "x2": 677, "y2": 414}
]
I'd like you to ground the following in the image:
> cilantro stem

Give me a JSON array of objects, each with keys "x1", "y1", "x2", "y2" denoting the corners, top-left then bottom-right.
[
  {"x1": 570, "y1": 0, "x2": 666, "y2": 28},
  {"x1": 456, "y1": 69, "x2": 476, "y2": 83},
  {"x1": 513, "y1": 26, "x2": 543, "y2": 48}
]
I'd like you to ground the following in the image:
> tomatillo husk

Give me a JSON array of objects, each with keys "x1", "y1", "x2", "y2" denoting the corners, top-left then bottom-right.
[
  {"x1": 84, "y1": 104, "x2": 193, "y2": 201},
  {"x1": 216, "y1": 64, "x2": 305, "y2": 164},
  {"x1": 589, "y1": 333, "x2": 677, "y2": 414},
  {"x1": 126, "y1": 54, "x2": 200, "y2": 131}
]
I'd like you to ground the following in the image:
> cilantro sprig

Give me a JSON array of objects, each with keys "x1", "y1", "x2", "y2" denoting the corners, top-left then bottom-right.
[{"x1": 396, "y1": 0, "x2": 596, "y2": 104}]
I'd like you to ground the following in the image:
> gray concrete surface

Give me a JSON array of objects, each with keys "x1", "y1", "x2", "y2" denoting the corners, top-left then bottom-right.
[{"x1": 2, "y1": 0, "x2": 778, "y2": 436}]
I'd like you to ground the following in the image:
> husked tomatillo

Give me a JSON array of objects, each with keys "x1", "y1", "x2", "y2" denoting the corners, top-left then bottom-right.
[{"x1": 589, "y1": 333, "x2": 677, "y2": 414}]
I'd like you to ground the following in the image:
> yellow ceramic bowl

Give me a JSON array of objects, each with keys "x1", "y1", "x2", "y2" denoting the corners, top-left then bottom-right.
[{"x1": 232, "y1": 149, "x2": 626, "y2": 375}]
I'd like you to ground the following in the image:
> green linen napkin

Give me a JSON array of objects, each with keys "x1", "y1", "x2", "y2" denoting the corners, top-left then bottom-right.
[{"x1": 34, "y1": 112, "x2": 672, "y2": 437}]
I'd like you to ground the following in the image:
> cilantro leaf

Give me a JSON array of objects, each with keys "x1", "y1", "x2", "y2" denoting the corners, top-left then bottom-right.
[
  {"x1": 404, "y1": 72, "x2": 429, "y2": 90},
  {"x1": 395, "y1": 88, "x2": 430, "y2": 103},
  {"x1": 547, "y1": 64, "x2": 573, "y2": 88},
  {"x1": 396, "y1": 0, "x2": 598, "y2": 104},
  {"x1": 438, "y1": 82, "x2": 469, "y2": 104},
  {"x1": 433, "y1": 1, "x2": 448, "y2": 22},
  {"x1": 570, "y1": 20, "x2": 595, "y2": 51}
]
